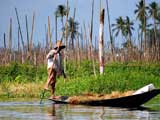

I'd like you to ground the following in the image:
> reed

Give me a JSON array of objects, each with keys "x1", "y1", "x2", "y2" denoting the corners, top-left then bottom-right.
[{"x1": 0, "y1": 82, "x2": 44, "y2": 98}]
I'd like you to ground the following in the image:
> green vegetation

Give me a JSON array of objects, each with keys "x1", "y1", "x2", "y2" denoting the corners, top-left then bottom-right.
[
  {"x1": 0, "y1": 61, "x2": 160, "y2": 98},
  {"x1": 56, "y1": 61, "x2": 160, "y2": 96}
]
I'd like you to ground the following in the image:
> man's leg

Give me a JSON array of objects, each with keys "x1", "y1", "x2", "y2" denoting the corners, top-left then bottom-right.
[
  {"x1": 50, "y1": 70, "x2": 57, "y2": 99},
  {"x1": 44, "y1": 68, "x2": 54, "y2": 90}
]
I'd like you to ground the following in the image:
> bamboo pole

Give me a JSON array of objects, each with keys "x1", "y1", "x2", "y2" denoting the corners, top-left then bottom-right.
[
  {"x1": 8, "y1": 18, "x2": 12, "y2": 62},
  {"x1": 15, "y1": 8, "x2": 25, "y2": 51},
  {"x1": 18, "y1": 28, "x2": 20, "y2": 53},
  {"x1": 106, "y1": 0, "x2": 114, "y2": 58},
  {"x1": 30, "y1": 12, "x2": 35, "y2": 48},
  {"x1": 64, "y1": 0, "x2": 69, "y2": 73},
  {"x1": 29, "y1": 12, "x2": 35, "y2": 62},
  {"x1": 3, "y1": 33, "x2": 6, "y2": 49},
  {"x1": 89, "y1": 0, "x2": 96, "y2": 76},
  {"x1": 83, "y1": 23, "x2": 88, "y2": 59},
  {"x1": 94, "y1": 36, "x2": 96, "y2": 52},
  {"x1": 45, "y1": 24, "x2": 48, "y2": 47},
  {"x1": 88, "y1": 24, "x2": 91, "y2": 60},
  {"x1": 76, "y1": 34, "x2": 81, "y2": 68},
  {"x1": 71, "y1": 8, "x2": 76, "y2": 50},
  {"x1": 55, "y1": 14, "x2": 57, "y2": 43},
  {"x1": 15, "y1": 8, "x2": 25, "y2": 63},
  {"x1": 3, "y1": 33, "x2": 7, "y2": 64},
  {"x1": 25, "y1": 15, "x2": 29, "y2": 52},
  {"x1": 48, "y1": 16, "x2": 52, "y2": 49},
  {"x1": 80, "y1": 27, "x2": 84, "y2": 50},
  {"x1": 99, "y1": 9, "x2": 105, "y2": 74},
  {"x1": 8, "y1": 18, "x2": 12, "y2": 51}
]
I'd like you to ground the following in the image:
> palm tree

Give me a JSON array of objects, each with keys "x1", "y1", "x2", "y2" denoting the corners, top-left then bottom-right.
[
  {"x1": 67, "y1": 17, "x2": 79, "y2": 49},
  {"x1": 112, "y1": 16, "x2": 134, "y2": 49},
  {"x1": 125, "y1": 16, "x2": 134, "y2": 48},
  {"x1": 55, "y1": 5, "x2": 67, "y2": 27},
  {"x1": 112, "y1": 16, "x2": 126, "y2": 42},
  {"x1": 148, "y1": 2, "x2": 159, "y2": 50},
  {"x1": 55, "y1": 5, "x2": 67, "y2": 41},
  {"x1": 114, "y1": 16, "x2": 134, "y2": 61},
  {"x1": 134, "y1": 0, "x2": 149, "y2": 51}
]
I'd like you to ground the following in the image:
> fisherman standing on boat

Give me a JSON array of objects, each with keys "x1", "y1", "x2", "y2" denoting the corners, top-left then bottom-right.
[{"x1": 44, "y1": 41, "x2": 66, "y2": 99}]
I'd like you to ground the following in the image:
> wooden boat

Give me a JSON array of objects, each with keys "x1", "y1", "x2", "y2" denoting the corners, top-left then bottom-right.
[{"x1": 49, "y1": 89, "x2": 160, "y2": 108}]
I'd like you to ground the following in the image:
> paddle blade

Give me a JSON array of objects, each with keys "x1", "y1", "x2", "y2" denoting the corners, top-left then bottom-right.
[{"x1": 40, "y1": 89, "x2": 46, "y2": 104}]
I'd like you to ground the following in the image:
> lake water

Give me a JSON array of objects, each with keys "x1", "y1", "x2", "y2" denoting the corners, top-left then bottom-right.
[{"x1": 0, "y1": 97, "x2": 160, "y2": 120}]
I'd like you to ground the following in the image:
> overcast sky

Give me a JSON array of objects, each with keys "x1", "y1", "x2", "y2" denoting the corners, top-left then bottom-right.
[{"x1": 0, "y1": 0, "x2": 159, "y2": 49}]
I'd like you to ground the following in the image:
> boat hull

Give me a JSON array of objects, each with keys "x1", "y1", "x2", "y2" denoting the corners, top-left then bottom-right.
[{"x1": 49, "y1": 89, "x2": 160, "y2": 108}]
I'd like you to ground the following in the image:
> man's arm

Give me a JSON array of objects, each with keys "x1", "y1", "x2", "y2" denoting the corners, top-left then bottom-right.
[{"x1": 46, "y1": 49, "x2": 57, "y2": 59}]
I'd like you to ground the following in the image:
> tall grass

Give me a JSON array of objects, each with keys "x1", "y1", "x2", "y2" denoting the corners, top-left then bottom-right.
[
  {"x1": 0, "y1": 61, "x2": 160, "y2": 98},
  {"x1": 0, "y1": 62, "x2": 47, "y2": 83},
  {"x1": 56, "y1": 61, "x2": 160, "y2": 96}
]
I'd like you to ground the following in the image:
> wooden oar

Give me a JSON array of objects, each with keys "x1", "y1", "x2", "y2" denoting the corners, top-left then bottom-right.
[{"x1": 40, "y1": 89, "x2": 46, "y2": 104}]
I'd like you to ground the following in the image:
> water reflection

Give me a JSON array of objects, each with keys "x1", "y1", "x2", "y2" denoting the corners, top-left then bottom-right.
[
  {"x1": 46, "y1": 104, "x2": 64, "y2": 119},
  {"x1": 48, "y1": 104, "x2": 56, "y2": 116},
  {"x1": 53, "y1": 104, "x2": 160, "y2": 120},
  {"x1": 0, "y1": 99, "x2": 160, "y2": 120}
]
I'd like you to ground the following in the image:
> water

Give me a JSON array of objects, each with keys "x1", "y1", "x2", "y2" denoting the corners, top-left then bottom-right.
[{"x1": 0, "y1": 98, "x2": 160, "y2": 120}]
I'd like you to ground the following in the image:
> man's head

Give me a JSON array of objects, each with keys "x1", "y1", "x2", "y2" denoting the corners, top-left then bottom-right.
[
  {"x1": 54, "y1": 40, "x2": 65, "y2": 50},
  {"x1": 56, "y1": 41, "x2": 62, "y2": 48}
]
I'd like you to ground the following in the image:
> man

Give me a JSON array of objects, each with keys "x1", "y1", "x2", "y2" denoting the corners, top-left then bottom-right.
[{"x1": 44, "y1": 41, "x2": 66, "y2": 99}]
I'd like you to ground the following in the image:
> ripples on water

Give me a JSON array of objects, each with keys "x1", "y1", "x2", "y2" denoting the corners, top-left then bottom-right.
[{"x1": 0, "y1": 99, "x2": 160, "y2": 120}]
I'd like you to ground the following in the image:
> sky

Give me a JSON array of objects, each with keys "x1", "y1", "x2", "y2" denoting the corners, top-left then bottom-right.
[{"x1": 0, "y1": 0, "x2": 159, "y2": 49}]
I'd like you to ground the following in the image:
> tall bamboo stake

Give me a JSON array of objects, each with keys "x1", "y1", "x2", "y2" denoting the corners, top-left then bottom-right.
[
  {"x1": 88, "y1": 24, "x2": 91, "y2": 60},
  {"x1": 89, "y1": 0, "x2": 96, "y2": 76},
  {"x1": 95, "y1": 36, "x2": 97, "y2": 52},
  {"x1": 15, "y1": 8, "x2": 25, "y2": 51},
  {"x1": 15, "y1": 8, "x2": 25, "y2": 63},
  {"x1": 99, "y1": 9, "x2": 105, "y2": 74},
  {"x1": 71, "y1": 8, "x2": 76, "y2": 50},
  {"x1": 25, "y1": 15, "x2": 29, "y2": 52},
  {"x1": 106, "y1": 0, "x2": 114, "y2": 58},
  {"x1": 3, "y1": 33, "x2": 7, "y2": 64},
  {"x1": 55, "y1": 14, "x2": 57, "y2": 43},
  {"x1": 48, "y1": 16, "x2": 52, "y2": 49},
  {"x1": 18, "y1": 28, "x2": 20, "y2": 53},
  {"x1": 29, "y1": 12, "x2": 35, "y2": 61},
  {"x1": 45, "y1": 24, "x2": 49, "y2": 52},
  {"x1": 8, "y1": 18, "x2": 12, "y2": 51},
  {"x1": 8, "y1": 18, "x2": 12, "y2": 62},
  {"x1": 80, "y1": 27, "x2": 84, "y2": 50},
  {"x1": 64, "y1": 0, "x2": 69, "y2": 73},
  {"x1": 77, "y1": 34, "x2": 81, "y2": 68},
  {"x1": 3, "y1": 33, "x2": 6, "y2": 49},
  {"x1": 83, "y1": 23, "x2": 88, "y2": 58}
]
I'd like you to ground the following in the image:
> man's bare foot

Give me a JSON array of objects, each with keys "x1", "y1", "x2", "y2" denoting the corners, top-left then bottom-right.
[
  {"x1": 44, "y1": 85, "x2": 50, "y2": 91},
  {"x1": 50, "y1": 95, "x2": 61, "y2": 99}
]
